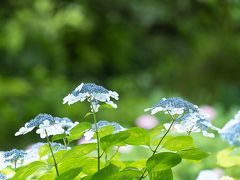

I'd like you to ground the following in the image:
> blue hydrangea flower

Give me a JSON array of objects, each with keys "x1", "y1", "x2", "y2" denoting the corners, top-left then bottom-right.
[
  {"x1": 84, "y1": 120, "x2": 126, "y2": 141},
  {"x1": 220, "y1": 111, "x2": 240, "y2": 146},
  {"x1": 0, "y1": 173, "x2": 6, "y2": 180},
  {"x1": 164, "y1": 111, "x2": 220, "y2": 137},
  {"x1": 15, "y1": 114, "x2": 78, "y2": 138},
  {"x1": 3, "y1": 149, "x2": 26, "y2": 168},
  {"x1": 63, "y1": 83, "x2": 119, "y2": 112},
  {"x1": 145, "y1": 97, "x2": 199, "y2": 115},
  {"x1": 146, "y1": 97, "x2": 219, "y2": 138}
]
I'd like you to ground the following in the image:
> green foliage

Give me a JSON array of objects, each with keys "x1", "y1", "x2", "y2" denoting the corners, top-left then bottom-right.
[
  {"x1": 163, "y1": 136, "x2": 194, "y2": 151},
  {"x1": 124, "y1": 127, "x2": 150, "y2": 146},
  {"x1": 149, "y1": 169, "x2": 173, "y2": 180},
  {"x1": 178, "y1": 148, "x2": 209, "y2": 160},
  {"x1": 146, "y1": 152, "x2": 181, "y2": 173},
  {"x1": 67, "y1": 122, "x2": 91, "y2": 143},
  {"x1": 217, "y1": 147, "x2": 240, "y2": 167},
  {"x1": 55, "y1": 168, "x2": 82, "y2": 180},
  {"x1": 11, "y1": 161, "x2": 48, "y2": 180}
]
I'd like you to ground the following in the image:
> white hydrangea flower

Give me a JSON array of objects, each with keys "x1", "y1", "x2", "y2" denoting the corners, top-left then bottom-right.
[
  {"x1": 83, "y1": 120, "x2": 126, "y2": 141},
  {"x1": 63, "y1": 83, "x2": 119, "y2": 112},
  {"x1": 220, "y1": 111, "x2": 240, "y2": 146},
  {"x1": 15, "y1": 114, "x2": 78, "y2": 139}
]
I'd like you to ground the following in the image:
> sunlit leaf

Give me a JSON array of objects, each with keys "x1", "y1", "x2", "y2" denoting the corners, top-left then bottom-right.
[
  {"x1": 146, "y1": 152, "x2": 181, "y2": 173},
  {"x1": 163, "y1": 136, "x2": 194, "y2": 151},
  {"x1": 149, "y1": 169, "x2": 173, "y2": 180},
  {"x1": 178, "y1": 148, "x2": 209, "y2": 160}
]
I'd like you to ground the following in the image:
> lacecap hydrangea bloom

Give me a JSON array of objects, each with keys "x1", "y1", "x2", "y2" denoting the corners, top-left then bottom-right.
[
  {"x1": 63, "y1": 83, "x2": 119, "y2": 112},
  {"x1": 15, "y1": 114, "x2": 78, "y2": 138},
  {"x1": 84, "y1": 120, "x2": 126, "y2": 141},
  {"x1": 145, "y1": 97, "x2": 219, "y2": 137},
  {"x1": 3, "y1": 149, "x2": 26, "y2": 168},
  {"x1": 220, "y1": 111, "x2": 240, "y2": 146},
  {"x1": 0, "y1": 173, "x2": 6, "y2": 180}
]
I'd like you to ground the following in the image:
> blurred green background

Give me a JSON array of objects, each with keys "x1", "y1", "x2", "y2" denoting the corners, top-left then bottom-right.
[{"x1": 0, "y1": 0, "x2": 240, "y2": 178}]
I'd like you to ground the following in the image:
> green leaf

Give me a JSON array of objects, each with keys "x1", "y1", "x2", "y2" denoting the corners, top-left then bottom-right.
[
  {"x1": 146, "y1": 152, "x2": 181, "y2": 173},
  {"x1": 217, "y1": 147, "x2": 240, "y2": 167},
  {"x1": 96, "y1": 125, "x2": 114, "y2": 138},
  {"x1": 11, "y1": 161, "x2": 47, "y2": 180},
  {"x1": 92, "y1": 164, "x2": 119, "y2": 180},
  {"x1": 84, "y1": 112, "x2": 93, "y2": 119},
  {"x1": 111, "y1": 168, "x2": 141, "y2": 179},
  {"x1": 62, "y1": 143, "x2": 96, "y2": 160},
  {"x1": 149, "y1": 169, "x2": 173, "y2": 180},
  {"x1": 67, "y1": 122, "x2": 91, "y2": 143},
  {"x1": 178, "y1": 148, "x2": 209, "y2": 160},
  {"x1": 52, "y1": 134, "x2": 67, "y2": 142},
  {"x1": 47, "y1": 150, "x2": 67, "y2": 165},
  {"x1": 59, "y1": 157, "x2": 98, "y2": 175},
  {"x1": 56, "y1": 168, "x2": 82, "y2": 180},
  {"x1": 39, "y1": 144, "x2": 50, "y2": 158},
  {"x1": 124, "y1": 127, "x2": 150, "y2": 146},
  {"x1": 125, "y1": 160, "x2": 146, "y2": 169},
  {"x1": 163, "y1": 136, "x2": 194, "y2": 151},
  {"x1": 100, "y1": 131, "x2": 130, "y2": 151},
  {"x1": 99, "y1": 104, "x2": 114, "y2": 110}
]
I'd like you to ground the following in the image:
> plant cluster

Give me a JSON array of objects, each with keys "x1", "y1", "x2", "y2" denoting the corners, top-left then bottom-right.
[{"x1": 0, "y1": 83, "x2": 238, "y2": 180}]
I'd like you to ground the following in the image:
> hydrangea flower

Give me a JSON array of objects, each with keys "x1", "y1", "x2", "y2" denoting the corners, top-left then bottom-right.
[
  {"x1": 164, "y1": 112, "x2": 220, "y2": 137},
  {"x1": 63, "y1": 83, "x2": 119, "y2": 112},
  {"x1": 220, "y1": 111, "x2": 240, "y2": 146},
  {"x1": 144, "y1": 97, "x2": 199, "y2": 116},
  {"x1": 15, "y1": 114, "x2": 78, "y2": 138},
  {"x1": 0, "y1": 173, "x2": 6, "y2": 180},
  {"x1": 3, "y1": 149, "x2": 26, "y2": 168},
  {"x1": 0, "y1": 152, "x2": 7, "y2": 170},
  {"x1": 84, "y1": 120, "x2": 126, "y2": 141},
  {"x1": 145, "y1": 97, "x2": 219, "y2": 137}
]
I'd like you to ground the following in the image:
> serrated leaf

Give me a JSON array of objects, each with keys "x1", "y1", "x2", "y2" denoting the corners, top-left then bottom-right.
[
  {"x1": 149, "y1": 169, "x2": 173, "y2": 180},
  {"x1": 178, "y1": 148, "x2": 209, "y2": 160},
  {"x1": 11, "y1": 161, "x2": 47, "y2": 180},
  {"x1": 67, "y1": 122, "x2": 91, "y2": 143},
  {"x1": 124, "y1": 127, "x2": 150, "y2": 146},
  {"x1": 163, "y1": 136, "x2": 194, "y2": 151},
  {"x1": 146, "y1": 152, "x2": 181, "y2": 173},
  {"x1": 56, "y1": 168, "x2": 82, "y2": 180},
  {"x1": 101, "y1": 131, "x2": 130, "y2": 151}
]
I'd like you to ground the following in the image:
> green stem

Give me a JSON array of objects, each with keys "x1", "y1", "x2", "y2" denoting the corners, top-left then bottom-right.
[
  {"x1": 139, "y1": 112, "x2": 176, "y2": 179},
  {"x1": 91, "y1": 103, "x2": 101, "y2": 171},
  {"x1": 45, "y1": 130, "x2": 59, "y2": 176},
  {"x1": 63, "y1": 137, "x2": 67, "y2": 146}
]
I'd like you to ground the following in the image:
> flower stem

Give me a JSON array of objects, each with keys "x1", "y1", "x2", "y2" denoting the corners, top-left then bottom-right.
[
  {"x1": 138, "y1": 112, "x2": 176, "y2": 179},
  {"x1": 45, "y1": 130, "x2": 59, "y2": 176},
  {"x1": 91, "y1": 104, "x2": 101, "y2": 171}
]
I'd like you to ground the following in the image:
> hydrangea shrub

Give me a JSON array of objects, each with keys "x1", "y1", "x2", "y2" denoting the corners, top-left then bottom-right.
[{"x1": 0, "y1": 83, "x2": 236, "y2": 180}]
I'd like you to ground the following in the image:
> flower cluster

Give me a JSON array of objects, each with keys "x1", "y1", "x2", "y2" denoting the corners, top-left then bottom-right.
[
  {"x1": 146, "y1": 97, "x2": 219, "y2": 137},
  {"x1": 3, "y1": 149, "x2": 26, "y2": 168},
  {"x1": 63, "y1": 83, "x2": 119, "y2": 112},
  {"x1": 84, "y1": 120, "x2": 126, "y2": 141},
  {"x1": 144, "y1": 97, "x2": 199, "y2": 116},
  {"x1": 15, "y1": 114, "x2": 78, "y2": 138},
  {"x1": 220, "y1": 111, "x2": 240, "y2": 146}
]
